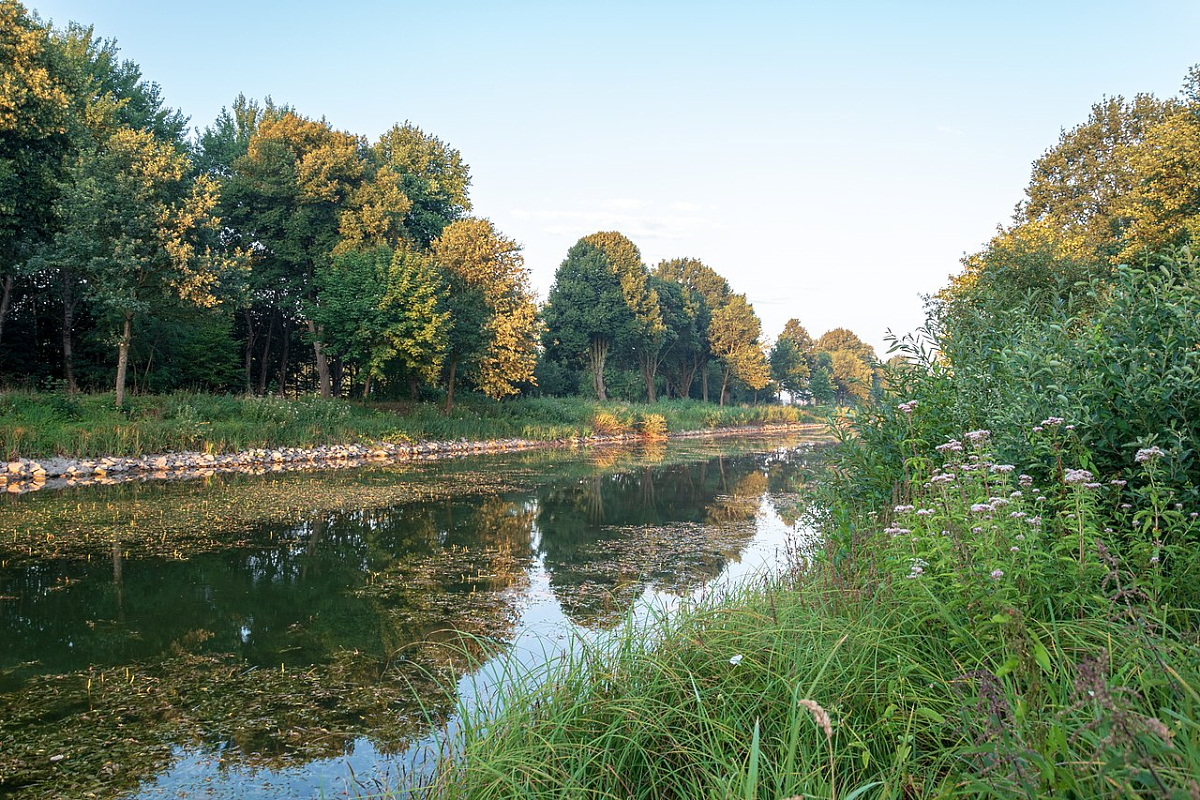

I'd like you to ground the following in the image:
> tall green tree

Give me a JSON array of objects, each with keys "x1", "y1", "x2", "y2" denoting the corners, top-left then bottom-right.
[
  {"x1": 807, "y1": 351, "x2": 836, "y2": 405},
  {"x1": 48, "y1": 127, "x2": 231, "y2": 405},
  {"x1": 770, "y1": 318, "x2": 815, "y2": 402},
  {"x1": 431, "y1": 217, "x2": 538, "y2": 408},
  {"x1": 543, "y1": 241, "x2": 637, "y2": 401},
  {"x1": 769, "y1": 337, "x2": 808, "y2": 402},
  {"x1": 649, "y1": 276, "x2": 702, "y2": 399},
  {"x1": 377, "y1": 245, "x2": 449, "y2": 394},
  {"x1": 708, "y1": 294, "x2": 769, "y2": 405},
  {"x1": 309, "y1": 246, "x2": 391, "y2": 396},
  {"x1": 195, "y1": 96, "x2": 289, "y2": 393},
  {"x1": 49, "y1": 22, "x2": 194, "y2": 392},
  {"x1": 581, "y1": 232, "x2": 664, "y2": 401},
  {"x1": 653, "y1": 257, "x2": 731, "y2": 401},
  {"x1": 225, "y1": 111, "x2": 365, "y2": 397}
]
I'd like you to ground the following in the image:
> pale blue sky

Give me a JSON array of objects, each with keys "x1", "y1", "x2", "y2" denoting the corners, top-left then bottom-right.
[{"x1": 28, "y1": 0, "x2": 1200, "y2": 355}]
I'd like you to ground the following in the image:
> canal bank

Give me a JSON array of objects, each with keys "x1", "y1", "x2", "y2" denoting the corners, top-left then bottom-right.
[{"x1": 1, "y1": 421, "x2": 827, "y2": 494}]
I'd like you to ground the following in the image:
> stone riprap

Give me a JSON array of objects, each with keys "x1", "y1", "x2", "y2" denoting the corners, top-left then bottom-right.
[{"x1": 1, "y1": 423, "x2": 821, "y2": 494}]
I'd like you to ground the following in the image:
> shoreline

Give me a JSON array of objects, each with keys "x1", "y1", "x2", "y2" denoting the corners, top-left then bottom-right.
[{"x1": 1, "y1": 421, "x2": 828, "y2": 494}]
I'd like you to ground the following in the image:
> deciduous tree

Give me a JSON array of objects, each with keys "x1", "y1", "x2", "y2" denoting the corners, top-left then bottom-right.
[
  {"x1": 653, "y1": 257, "x2": 731, "y2": 401},
  {"x1": 815, "y1": 328, "x2": 876, "y2": 405},
  {"x1": 227, "y1": 112, "x2": 365, "y2": 397},
  {"x1": 372, "y1": 123, "x2": 470, "y2": 248},
  {"x1": 50, "y1": 127, "x2": 231, "y2": 405},
  {"x1": 582, "y1": 232, "x2": 664, "y2": 401},
  {"x1": 431, "y1": 218, "x2": 539, "y2": 407},
  {"x1": 543, "y1": 241, "x2": 636, "y2": 401},
  {"x1": 708, "y1": 294, "x2": 769, "y2": 405}
]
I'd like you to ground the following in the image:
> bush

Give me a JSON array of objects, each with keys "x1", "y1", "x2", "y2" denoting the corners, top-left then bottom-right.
[{"x1": 637, "y1": 412, "x2": 668, "y2": 440}]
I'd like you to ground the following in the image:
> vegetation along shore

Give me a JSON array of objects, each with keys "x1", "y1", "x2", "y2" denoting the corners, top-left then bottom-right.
[
  {"x1": 0, "y1": 392, "x2": 821, "y2": 492},
  {"x1": 4, "y1": 0, "x2": 1200, "y2": 796},
  {"x1": 426, "y1": 74, "x2": 1200, "y2": 796}
]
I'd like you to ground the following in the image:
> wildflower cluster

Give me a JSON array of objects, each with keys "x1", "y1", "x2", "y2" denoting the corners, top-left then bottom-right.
[{"x1": 875, "y1": 420, "x2": 1162, "y2": 626}]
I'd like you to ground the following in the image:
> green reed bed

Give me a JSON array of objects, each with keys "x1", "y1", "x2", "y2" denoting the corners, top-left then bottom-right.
[
  {"x1": 430, "y1": 424, "x2": 1200, "y2": 799},
  {"x1": 0, "y1": 391, "x2": 817, "y2": 461}
]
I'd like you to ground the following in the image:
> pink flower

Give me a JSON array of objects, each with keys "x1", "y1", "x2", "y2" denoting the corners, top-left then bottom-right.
[
  {"x1": 1135, "y1": 446, "x2": 1165, "y2": 463},
  {"x1": 1064, "y1": 468, "x2": 1093, "y2": 485}
]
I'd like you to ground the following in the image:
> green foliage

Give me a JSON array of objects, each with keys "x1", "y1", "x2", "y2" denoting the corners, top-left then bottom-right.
[
  {"x1": 542, "y1": 240, "x2": 637, "y2": 401},
  {"x1": 372, "y1": 122, "x2": 471, "y2": 248},
  {"x1": 0, "y1": 392, "x2": 815, "y2": 461},
  {"x1": 441, "y1": 442, "x2": 1200, "y2": 796},
  {"x1": 709, "y1": 294, "x2": 770, "y2": 403},
  {"x1": 377, "y1": 245, "x2": 450, "y2": 385},
  {"x1": 1076, "y1": 254, "x2": 1200, "y2": 490},
  {"x1": 431, "y1": 218, "x2": 539, "y2": 404},
  {"x1": 651, "y1": 275, "x2": 705, "y2": 399},
  {"x1": 771, "y1": 318, "x2": 815, "y2": 402}
]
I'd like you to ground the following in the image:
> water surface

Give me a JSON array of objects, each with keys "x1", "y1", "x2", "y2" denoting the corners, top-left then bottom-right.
[{"x1": 0, "y1": 436, "x2": 825, "y2": 798}]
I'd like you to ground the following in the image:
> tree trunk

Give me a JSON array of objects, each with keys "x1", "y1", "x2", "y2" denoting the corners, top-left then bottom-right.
[
  {"x1": 719, "y1": 365, "x2": 730, "y2": 407},
  {"x1": 306, "y1": 319, "x2": 332, "y2": 398},
  {"x1": 640, "y1": 353, "x2": 657, "y2": 403},
  {"x1": 276, "y1": 319, "x2": 290, "y2": 396},
  {"x1": 588, "y1": 338, "x2": 609, "y2": 402},
  {"x1": 678, "y1": 357, "x2": 697, "y2": 400},
  {"x1": 61, "y1": 275, "x2": 77, "y2": 394},
  {"x1": 242, "y1": 308, "x2": 257, "y2": 395},
  {"x1": 408, "y1": 375, "x2": 419, "y2": 400},
  {"x1": 362, "y1": 372, "x2": 372, "y2": 399},
  {"x1": 330, "y1": 357, "x2": 343, "y2": 398},
  {"x1": 0, "y1": 274, "x2": 12, "y2": 347},
  {"x1": 257, "y1": 312, "x2": 276, "y2": 395},
  {"x1": 445, "y1": 357, "x2": 458, "y2": 413},
  {"x1": 701, "y1": 361, "x2": 709, "y2": 403},
  {"x1": 115, "y1": 310, "x2": 133, "y2": 407}
]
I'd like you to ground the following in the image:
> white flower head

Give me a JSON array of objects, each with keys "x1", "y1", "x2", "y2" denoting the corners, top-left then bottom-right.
[
  {"x1": 1135, "y1": 446, "x2": 1165, "y2": 464},
  {"x1": 1064, "y1": 468, "x2": 1093, "y2": 485}
]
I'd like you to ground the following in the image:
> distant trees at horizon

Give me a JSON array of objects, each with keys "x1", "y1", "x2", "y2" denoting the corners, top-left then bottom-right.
[{"x1": 0, "y1": 0, "x2": 876, "y2": 407}]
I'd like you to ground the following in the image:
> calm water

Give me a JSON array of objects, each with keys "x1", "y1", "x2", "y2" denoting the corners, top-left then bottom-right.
[{"x1": 0, "y1": 436, "x2": 825, "y2": 798}]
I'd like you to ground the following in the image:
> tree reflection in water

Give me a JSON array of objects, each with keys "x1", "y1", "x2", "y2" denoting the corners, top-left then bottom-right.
[{"x1": 0, "y1": 437, "x2": 827, "y2": 799}]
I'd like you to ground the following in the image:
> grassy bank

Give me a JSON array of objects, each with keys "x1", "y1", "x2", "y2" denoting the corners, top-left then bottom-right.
[
  {"x1": 430, "y1": 424, "x2": 1200, "y2": 798},
  {"x1": 423, "y1": 252, "x2": 1200, "y2": 797},
  {"x1": 0, "y1": 391, "x2": 818, "y2": 461}
]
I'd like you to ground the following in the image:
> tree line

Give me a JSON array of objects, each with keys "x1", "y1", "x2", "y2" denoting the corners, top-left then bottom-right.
[
  {"x1": 0, "y1": 1, "x2": 877, "y2": 408},
  {"x1": 537, "y1": 233, "x2": 880, "y2": 406},
  {"x1": 944, "y1": 65, "x2": 1200, "y2": 313}
]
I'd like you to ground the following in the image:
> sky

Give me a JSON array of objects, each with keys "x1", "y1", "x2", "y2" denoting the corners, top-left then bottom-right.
[{"x1": 25, "y1": 0, "x2": 1200, "y2": 356}]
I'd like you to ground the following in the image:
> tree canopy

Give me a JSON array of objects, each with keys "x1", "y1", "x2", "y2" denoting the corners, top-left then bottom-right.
[{"x1": 0, "y1": 0, "x2": 865, "y2": 413}]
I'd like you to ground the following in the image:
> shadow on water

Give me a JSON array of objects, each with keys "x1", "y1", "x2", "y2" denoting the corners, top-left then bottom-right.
[{"x1": 0, "y1": 435, "x2": 828, "y2": 798}]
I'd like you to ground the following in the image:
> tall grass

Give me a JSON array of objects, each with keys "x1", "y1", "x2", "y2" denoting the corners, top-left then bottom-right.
[
  {"x1": 428, "y1": 422, "x2": 1200, "y2": 798},
  {"x1": 416, "y1": 249, "x2": 1200, "y2": 797},
  {"x1": 0, "y1": 390, "x2": 818, "y2": 460}
]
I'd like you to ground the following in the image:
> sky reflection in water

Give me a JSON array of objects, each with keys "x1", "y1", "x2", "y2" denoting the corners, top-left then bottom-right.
[{"x1": 0, "y1": 437, "x2": 824, "y2": 798}]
